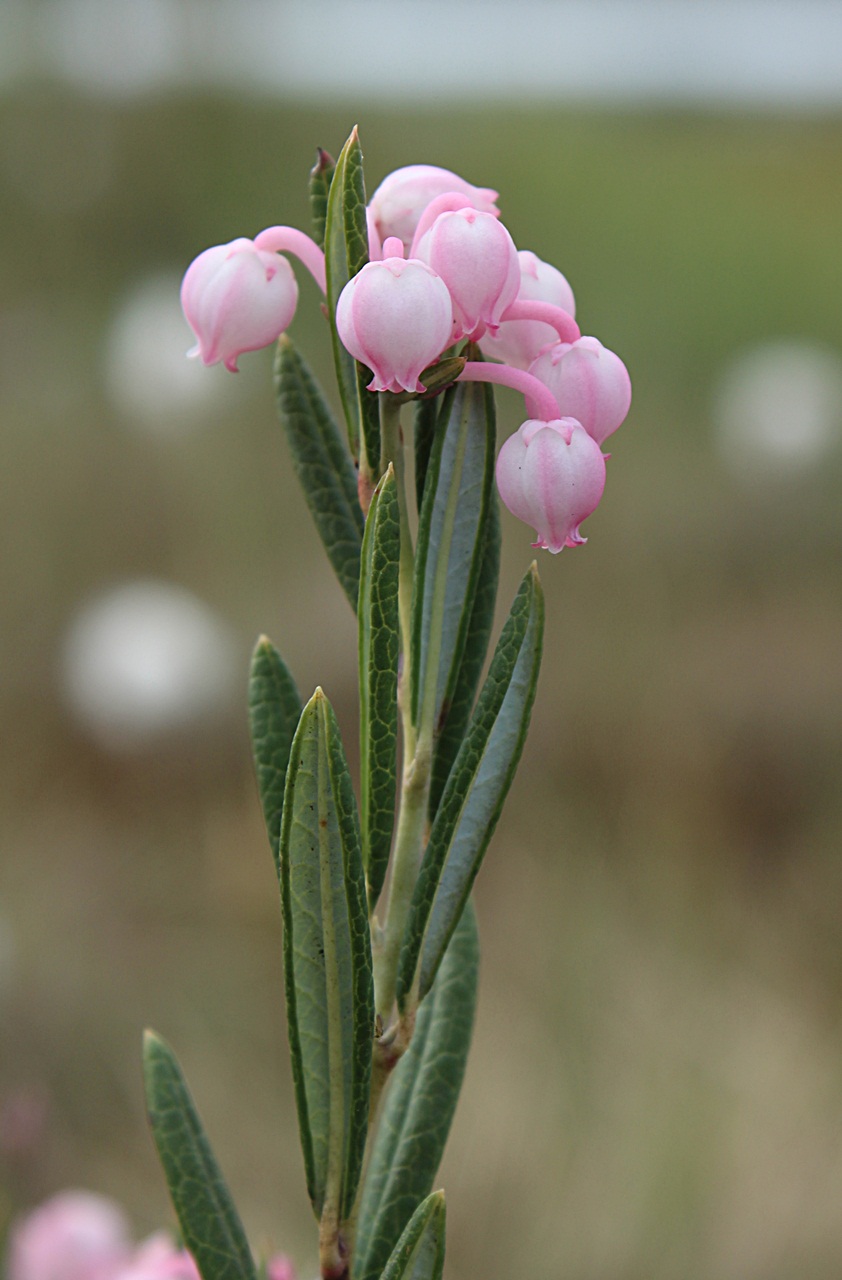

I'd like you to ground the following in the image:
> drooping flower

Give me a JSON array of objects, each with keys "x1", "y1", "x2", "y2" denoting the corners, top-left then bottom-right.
[
  {"x1": 528, "y1": 336, "x2": 632, "y2": 446},
  {"x1": 335, "y1": 256, "x2": 453, "y2": 394},
  {"x1": 7, "y1": 1192, "x2": 132, "y2": 1280},
  {"x1": 414, "y1": 208, "x2": 520, "y2": 343},
  {"x1": 495, "y1": 417, "x2": 606, "y2": 552},
  {"x1": 480, "y1": 250, "x2": 576, "y2": 369},
  {"x1": 180, "y1": 239, "x2": 298, "y2": 372},
  {"x1": 368, "y1": 164, "x2": 499, "y2": 253}
]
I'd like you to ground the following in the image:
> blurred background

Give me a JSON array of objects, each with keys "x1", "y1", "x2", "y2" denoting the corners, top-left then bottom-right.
[{"x1": 2, "y1": 2, "x2": 842, "y2": 1277}]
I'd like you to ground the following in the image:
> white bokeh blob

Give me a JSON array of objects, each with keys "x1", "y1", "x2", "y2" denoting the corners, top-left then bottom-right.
[
  {"x1": 714, "y1": 338, "x2": 842, "y2": 480},
  {"x1": 61, "y1": 581, "x2": 238, "y2": 751},
  {"x1": 105, "y1": 274, "x2": 233, "y2": 434}
]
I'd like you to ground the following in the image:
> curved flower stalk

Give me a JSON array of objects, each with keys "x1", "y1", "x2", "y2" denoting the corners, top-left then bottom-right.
[{"x1": 162, "y1": 128, "x2": 633, "y2": 1280}]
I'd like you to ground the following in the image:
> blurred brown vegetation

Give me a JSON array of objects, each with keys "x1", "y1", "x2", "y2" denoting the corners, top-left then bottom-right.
[{"x1": 1, "y1": 91, "x2": 842, "y2": 1279}]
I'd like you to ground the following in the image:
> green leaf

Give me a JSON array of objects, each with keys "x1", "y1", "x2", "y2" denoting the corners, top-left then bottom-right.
[
  {"x1": 248, "y1": 636, "x2": 302, "y2": 873},
  {"x1": 279, "y1": 690, "x2": 373, "y2": 1237},
  {"x1": 398, "y1": 566, "x2": 544, "y2": 1008},
  {"x1": 143, "y1": 1031, "x2": 257, "y2": 1280},
  {"x1": 354, "y1": 903, "x2": 478, "y2": 1280},
  {"x1": 358, "y1": 466, "x2": 400, "y2": 909},
  {"x1": 410, "y1": 380, "x2": 496, "y2": 738},
  {"x1": 413, "y1": 395, "x2": 439, "y2": 514},
  {"x1": 428, "y1": 496, "x2": 500, "y2": 818},
  {"x1": 323, "y1": 126, "x2": 379, "y2": 472},
  {"x1": 309, "y1": 147, "x2": 335, "y2": 251},
  {"x1": 378, "y1": 1192, "x2": 446, "y2": 1280},
  {"x1": 274, "y1": 335, "x2": 363, "y2": 609}
]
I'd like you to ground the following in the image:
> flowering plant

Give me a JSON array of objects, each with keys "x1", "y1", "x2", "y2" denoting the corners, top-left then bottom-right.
[{"x1": 10, "y1": 127, "x2": 630, "y2": 1280}]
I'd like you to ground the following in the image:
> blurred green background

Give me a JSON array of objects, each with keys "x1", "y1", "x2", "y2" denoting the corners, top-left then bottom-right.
[{"x1": 2, "y1": 75, "x2": 842, "y2": 1280}]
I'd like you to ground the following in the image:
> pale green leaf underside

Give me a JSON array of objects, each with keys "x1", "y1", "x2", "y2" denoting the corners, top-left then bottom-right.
[
  {"x1": 411, "y1": 381, "x2": 495, "y2": 735},
  {"x1": 429, "y1": 494, "x2": 500, "y2": 818},
  {"x1": 143, "y1": 1031, "x2": 256, "y2": 1280},
  {"x1": 358, "y1": 467, "x2": 400, "y2": 908},
  {"x1": 378, "y1": 1192, "x2": 446, "y2": 1280},
  {"x1": 354, "y1": 903, "x2": 478, "y2": 1280},
  {"x1": 398, "y1": 567, "x2": 544, "y2": 1008},
  {"x1": 248, "y1": 636, "x2": 302, "y2": 873},
  {"x1": 280, "y1": 690, "x2": 373, "y2": 1221},
  {"x1": 274, "y1": 336, "x2": 363, "y2": 609}
]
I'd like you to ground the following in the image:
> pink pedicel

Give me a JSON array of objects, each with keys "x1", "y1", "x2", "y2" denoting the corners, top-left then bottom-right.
[
  {"x1": 480, "y1": 250, "x2": 576, "y2": 369},
  {"x1": 528, "y1": 336, "x2": 632, "y2": 445},
  {"x1": 180, "y1": 238, "x2": 298, "y2": 372},
  {"x1": 7, "y1": 1191, "x2": 132, "y2": 1280},
  {"x1": 368, "y1": 164, "x2": 499, "y2": 253},
  {"x1": 495, "y1": 417, "x2": 607, "y2": 553},
  {"x1": 336, "y1": 257, "x2": 453, "y2": 394},
  {"x1": 414, "y1": 209, "x2": 520, "y2": 343}
]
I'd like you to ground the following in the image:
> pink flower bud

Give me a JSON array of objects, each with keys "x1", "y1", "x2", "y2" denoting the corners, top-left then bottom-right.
[
  {"x1": 415, "y1": 209, "x2": 520, "y2": 343},
  {"x1": 480, "y1": 250, "x2": 576, "y2": 369},
  {"x1": 114, "y1": 1236, "x2": 199, "y2": 1280},
  {"x1": 528, "y1": 337, "x2": 631, "y2": 445},
  {"x1": 368, "y1": 164, "x2": 499, "y2": 253},
  {"x1": 266, "y1": 1256, "x2": 296, "y2": 1280},
  {"x1": 495, "y1": 418, "x2": 606, "y2": 553},
  {"x1": 336, "y1": 257, "x2": 453, "y2": 394},
  {"x1": 7, "y1": 1192, "x2": 132, "y2": 1280},
  {"x1": 180, "y1": 238, "x2": 298, "y2": 372}
]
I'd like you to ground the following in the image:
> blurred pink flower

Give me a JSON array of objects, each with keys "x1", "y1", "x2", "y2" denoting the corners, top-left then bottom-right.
[
  {"x1": 480, "y1": 250, "x2": 576, "y2": 369},
  {"x1": 528, "y1": 336, "x2": 631, "y2": 446},
  {"x1": 7, "y1": 1191, "x2": 132, "y2": 1280},
  {"x1": 180, "y1": 238, "x2": 298, "y2": 372},
  {"x1": 368, "y1": 164, "x2": 498, "y2": 253},
  {"x1": 495, "y1": 417, "x2": 606, "y2": 552}
]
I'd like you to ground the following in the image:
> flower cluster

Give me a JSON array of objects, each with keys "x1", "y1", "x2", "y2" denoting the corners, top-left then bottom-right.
[
  {"x1": 181, "y1": 161, "x2": 631, "y2": 552},
  {"x1": 6, "y1": 1192, "x2": 295, "y2": 1280}
]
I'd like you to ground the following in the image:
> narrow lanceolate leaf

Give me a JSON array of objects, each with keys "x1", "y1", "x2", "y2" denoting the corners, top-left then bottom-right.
[
  {"x1": 248, "y1": 636, "x2": 302, "y2": 873},
  {"x1": 378, "y1": 1192, "x2": 446, "y2": 1280},
  {"x1": 428, "y1": 497, "x2": 500, "y2": 819},
  {"x1": 358, "y1": 466, "x2": 400, "y2": 908},
  {"x1": 143, "y1": 1031, "x2": 257, "y2": 1280},
  {"x1": 398, "y1": 566, "x2": 544, "y2": 1009},
  {"x1": 413, "y1": 395, "x2": 440, "y2": 514},
  {"x1": 309, "y1": 147, "x2": 335, "y2": 251},
  {"x1": 274, "y1": 335, "x2": 363, "y2": 609},
  {"x1": 354, "y1": 904, "x2": 478, "y2": 1280},
  {"x1": 410, "y1": 380, "x2": 496, "y2": 739},
  {"x1": 324, "y1": 126, "x2": 379, "y2": 470},
  {"x1": 279, "y1": 690, "x2": 373, "y2": 1240}
]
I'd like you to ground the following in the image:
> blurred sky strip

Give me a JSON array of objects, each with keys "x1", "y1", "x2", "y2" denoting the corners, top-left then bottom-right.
[{"x1": 3, "y1": 0, "x2": 842, "y2": 107}]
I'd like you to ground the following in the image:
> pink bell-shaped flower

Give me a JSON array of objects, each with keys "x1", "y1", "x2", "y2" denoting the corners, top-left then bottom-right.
[
  {"x1": 7, "y1": 1192, "x2": 132, "y2": 1280},
  {"x1": 335, "y1": 256, "x2": 453, "y2": 394},
  {"x1": 495, "y1": 417, "x2": 606, "y2": 552},
  {"x1": 368, "y1": 164, "x2": 499, "y2": 253},
  {"x1": 181, "y1": 238, "x2": 299, "y2": 372},
  {"x1": 414, "y1": 208, "x2": 520, "y2": 343},
  {"x1": 528, "y1": 336, "x2": 631, "y2": 446},
  {"x1": 480, "y1": 250, "x2": 576, "y2": 369}
]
